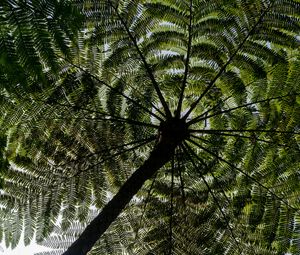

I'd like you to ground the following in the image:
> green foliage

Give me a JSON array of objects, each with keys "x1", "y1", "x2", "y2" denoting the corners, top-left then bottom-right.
[{"x1": 1, "y1": 0, "x2": 300, "y2": 254}]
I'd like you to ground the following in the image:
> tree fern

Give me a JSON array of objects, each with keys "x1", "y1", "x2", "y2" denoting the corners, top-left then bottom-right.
[{"x1": 1, "y1": 0, "x2": 300, "y2": 254}]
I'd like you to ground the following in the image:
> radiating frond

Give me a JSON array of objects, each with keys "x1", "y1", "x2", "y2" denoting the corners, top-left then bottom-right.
[{"x1": 1, "y1": 0, "x2": 300, "y2": 254}]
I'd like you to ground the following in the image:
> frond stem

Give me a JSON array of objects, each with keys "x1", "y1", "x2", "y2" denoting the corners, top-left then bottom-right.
[
  {"x1": 55, "y1": 136, "x2": 156, "y2": 168},
  {"x1": 169, "y1": 155, "x2": 175, "y2": 255},
  {"x1": 50, "y1": 137, "x2": 156, "y2": 190},
  {"x1": 134, "y1": 172, "x2": 158, "y2": 241},
  {"x1": 55, "y1": 54, "x2": 163, "y2": 121},
  {"x1": 186, "y1": 138, "x2": 298, "y2": 212},
  {"x1": 108, "y1": 1, "x2": 172, "y2": 119},
  {"x1": 43, "y1": 98, "x2": 159, "y2": 128},
  {"x1": 182, "y1": 143, "x2": 243, "y2": 254},
  {"x1": 176, "y1": 148, "x2": 186, "y2": 205},
  {"x1": 47, "y1": 115, "x2": 158, "y2": 129},
  {"x1": 190, "y1": 133, "x2": 299, "y2": 151},
  {"x1": 189, "y1": 129, "x2": 300, "y2": 135},
  {"x1": 105, "y1": 70, "x2": 165, "y2": 120},
  {"x1": 183, "y1": 2, "x2": 273, "y2": 120},
  {"x1": 68, "y1": 137, "x2": 155, "y2": 180},
  {"x1": 175, "y1": 0, "x2": 193, "y2": 118},
  {"x1": 188, "y1": 92, "x2": 299, "y2": 125}
]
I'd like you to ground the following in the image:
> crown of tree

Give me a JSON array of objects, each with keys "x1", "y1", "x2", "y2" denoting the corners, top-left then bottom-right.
[{"x1": 1, "y1": 0, "x2": 300, "y2": 254}]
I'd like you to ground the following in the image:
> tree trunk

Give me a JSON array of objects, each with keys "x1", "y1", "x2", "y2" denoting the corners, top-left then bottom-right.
[{"x1": 62, "y1": 137, "x2": 176, "y2": 255}]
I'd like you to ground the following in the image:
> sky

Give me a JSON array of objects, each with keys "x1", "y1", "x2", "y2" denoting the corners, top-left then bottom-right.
[
  {"x1": 0, "y1": 236, "x2": 53, "y2": 255},
  {"x1": 0, "y1": 243, "x2": 51, "y2": 255}
]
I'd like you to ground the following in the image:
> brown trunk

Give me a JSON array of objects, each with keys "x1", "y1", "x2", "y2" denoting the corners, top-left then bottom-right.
[{"x1": 62, "y1": 138, "x2": 176, "y2": 255}]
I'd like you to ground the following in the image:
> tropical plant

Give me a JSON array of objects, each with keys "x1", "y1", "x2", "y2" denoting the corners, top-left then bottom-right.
[{"x1": 1, "y1": 0, "x2": 300, "y2": 254}]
